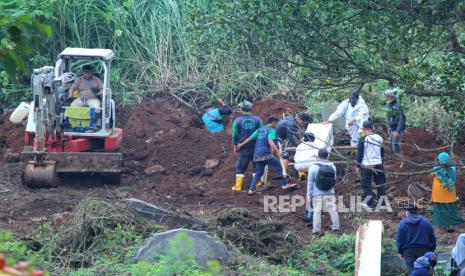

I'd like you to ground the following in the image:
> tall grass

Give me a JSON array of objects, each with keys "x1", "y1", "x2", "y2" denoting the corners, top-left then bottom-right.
[{"x1": 43, "y1": 0, "x2": 269, "y2": 105}]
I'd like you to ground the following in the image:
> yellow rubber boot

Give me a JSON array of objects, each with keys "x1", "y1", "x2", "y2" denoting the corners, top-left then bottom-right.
[
  {"x1": 232, "y1": 174, "x2": 245, "y2": 191},
  {"x1": 298, "y1": 171, "x2": 307, "y2": 181},
  {"x1": 254, "y1": 173, "x2": 263, "y2": 189}
]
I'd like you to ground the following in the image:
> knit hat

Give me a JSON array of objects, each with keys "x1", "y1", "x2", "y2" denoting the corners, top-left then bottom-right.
[
  {"x1": 384, "y1": 89, "x2": 396, "y2": 97},
  {"x1": 267, "y1": 115, "x2": 280, "y2": 124},
  {"x1": 413, "y1": 256, "x2": 431, "y2": 270},
  {"x1": 238, "y1": 100, "x2": 253, "y2": 111},
  {"x1": 438, "y1": 152, "x2": 450, "y2": 165},
  {"x1": 349, "y1": 90, "x2": 360, "y2": 100}
]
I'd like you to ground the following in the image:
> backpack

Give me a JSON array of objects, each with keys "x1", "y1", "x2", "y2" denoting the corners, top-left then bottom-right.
[
  {"x1": 304, "y1": 209, "x2": 313, "y2": 224},
  {"x1": 315, "y1": 164, "x2": 336, "y2": 191}
]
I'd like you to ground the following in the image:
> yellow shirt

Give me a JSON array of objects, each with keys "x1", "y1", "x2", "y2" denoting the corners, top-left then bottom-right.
[{"x1": 431, "y1": 173, "x2": 457, "y2": 203}]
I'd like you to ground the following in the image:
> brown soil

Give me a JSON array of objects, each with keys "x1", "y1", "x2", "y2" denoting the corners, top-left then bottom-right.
[{"x1": 1, "y1": 95, "x2": 465, "y2": 250}]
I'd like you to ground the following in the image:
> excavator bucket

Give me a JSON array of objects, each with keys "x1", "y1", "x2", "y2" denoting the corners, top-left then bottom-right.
[
  {"x1": 22, "y1": 151, "x2": 121, "y2": 188},
  {"x1": 24, "y1": 160, "x2": 58, "y2": 188}
]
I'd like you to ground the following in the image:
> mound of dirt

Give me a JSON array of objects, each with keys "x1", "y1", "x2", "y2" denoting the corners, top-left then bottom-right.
[
  {"x1": 0, "y1": 114, "x2": 24, "y2": 164},
  {"x1": 118, "y1": 95, "x2": 306, "y2": 206}
]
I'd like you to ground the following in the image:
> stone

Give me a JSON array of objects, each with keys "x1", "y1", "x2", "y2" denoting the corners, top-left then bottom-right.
[
  {"x1": 204, "y1": 159, "x2": 220, "y2": 170},
  {"x1": 154, "y1": 130, "x2": 164, "y2": 137},
  {"x1": 51, "y1": 212, "x2": 72, "y2": 226},
  {"x1": 134, "y1": 229, "x2": 229, "y2": 266},
  {"x1": 5, "y1": 153, "x2": 20, "y2": 163},
  {"x1": 125, "y1": 198, "x2": 204, "y2": 228},
  {"x1": 407, "y1": 182, "x2": 429, "y2": 199},
  {"x1": 144, "y1": 165, "x2": 165, "y2": 175}
]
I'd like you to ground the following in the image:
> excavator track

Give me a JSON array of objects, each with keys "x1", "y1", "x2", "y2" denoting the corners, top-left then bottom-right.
[{"x1": 22, "y1": 150, "x2": 121, "y2": 188}]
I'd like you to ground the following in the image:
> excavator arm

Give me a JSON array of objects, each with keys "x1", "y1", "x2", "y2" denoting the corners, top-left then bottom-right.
[{"x1": 23, "y1": 66, "x2": 59, "y2": 188}]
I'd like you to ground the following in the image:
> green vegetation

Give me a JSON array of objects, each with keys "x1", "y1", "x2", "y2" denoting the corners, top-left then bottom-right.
[
  {"x1": 1, "y1": 228, "x2": 357, "y2": 275},
  {"x1": 2, "y1": 0, "x2": 465, "y2": 141},
  {"x1": 1, "y1": 201, "x2": 358, "y2": 275},
  {"x1": 288, "y1": 233, "x2": 356, "y2": 275},
  {"x1": 1, "y1": 229, "x2": 221, "y2": 276}
]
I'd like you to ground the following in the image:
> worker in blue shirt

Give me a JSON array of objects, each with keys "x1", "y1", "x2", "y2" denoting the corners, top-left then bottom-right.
[{"x1": 201, "y1": 98, "x2": 232, "y2": 133}]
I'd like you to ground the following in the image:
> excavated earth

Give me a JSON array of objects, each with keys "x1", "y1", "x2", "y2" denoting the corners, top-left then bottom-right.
[{"x1": 1, "y1": 95, "x2": 465, "y2": 248}]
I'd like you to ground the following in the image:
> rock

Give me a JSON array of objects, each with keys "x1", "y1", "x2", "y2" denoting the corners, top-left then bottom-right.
[
  {"x1": 407, "y1": 182, "x2": 429, "y2": 199},
  {"x1": 204, "y1": 159, "x2": 220, "y2": 170},
  {"x1": 134, "y1": 229, "x2": 229, "y2": 266},
  {"x1": 154, "y1": 130, "x2": 164, "y2": 137},
  {"x1": 134, "y1": 149, "x2": 151, "y2": 161},
  {"x1": 125, "y1": 198, "x2": 204, "y2": 228},
  {"x1": 51, "y1": 212, "x2": 72, "y2": 226},
  {"x1": 144, "y1": 165, "x2": 165, "y2": 175},
  {"x1": 169, "y1": 129, "x2": 177, "y2": 135},
  {"x1": 30, "y1": 217, "x2": 47, "y2": 222},
  {"x1": 5, "y1": 153, "x2": 20, "y2": 163}
]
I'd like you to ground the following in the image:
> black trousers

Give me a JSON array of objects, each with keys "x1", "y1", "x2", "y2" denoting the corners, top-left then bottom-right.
[
  {"x1": 235, "y1": 149, "x2": 255, "y2": 174},
  {"x1": 402, "y1": 247, "x2": 431, "y2": 272},
  {"x1": 360, "y1": 165, "x2": 386, "y2": 207}
]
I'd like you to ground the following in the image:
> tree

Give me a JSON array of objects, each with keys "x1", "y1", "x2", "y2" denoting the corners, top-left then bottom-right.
[
  {"x1": 0, "y1": 13, "x2": 51, "y2": 75},
  {"x1": 210, "y1": 0, "x2": 465, "y2": 99}
]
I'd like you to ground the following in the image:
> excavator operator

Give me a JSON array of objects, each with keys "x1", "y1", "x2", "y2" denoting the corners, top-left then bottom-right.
[{"x1": 68, "y1": 65, "x2": 103, "y2": 109}]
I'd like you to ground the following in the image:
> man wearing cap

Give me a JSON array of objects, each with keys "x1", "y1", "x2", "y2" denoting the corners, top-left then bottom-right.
[
  {"x1": 324, "y1": 90, "x2": 369, "y2": 146},
  {"x1": 237, "y1": 116, "x2": 297, "y2": 195},
  {"x1": 385, "y1": 89, "x2": 406, "y2": 154},
  {"x1": 356, "y1": 120, "x2": 386, "y2": 209},
  {"x1": 201, "y1": 98, "x2": 232, "y2": 133},
  {"x1": 231, "y1": 101, "x2": 263, "y2": 191},
  {"x1": 276, "y1": 113, "x2": 312, "y2": 177},
  {"x1": 396, "y1": 204, "x2": 436, "y2": 272},
  {"x1": 68, "y1": 65, "x2": 103, "y2": 109}
]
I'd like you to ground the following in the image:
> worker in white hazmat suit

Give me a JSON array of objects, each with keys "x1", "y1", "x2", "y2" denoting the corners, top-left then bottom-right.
[{"x1": 323, "y1": 90, "x2": 369, "y2": 146}]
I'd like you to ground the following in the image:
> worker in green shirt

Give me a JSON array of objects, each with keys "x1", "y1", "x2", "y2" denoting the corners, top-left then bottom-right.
[
  {"x1": 238, "y1": 115, "x2": 297, "y2": 195},
  {"x1": 231, "y1": 100, "x2": 263, "y2": 191}
]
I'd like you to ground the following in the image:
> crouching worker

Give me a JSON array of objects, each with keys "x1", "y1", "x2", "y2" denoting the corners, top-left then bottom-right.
[
  {"x1": 231, "y1": 100, "x2": 263, "y2": 191},
  {"x1": 201, "y1": 98, "x2": 232, "y2": 133},
  {"x1": 307, "y1": 149, "x2": 340, "y2": 236},
  {"x1": 237, "y1": 116, "x2": 297, "y2": 195}
]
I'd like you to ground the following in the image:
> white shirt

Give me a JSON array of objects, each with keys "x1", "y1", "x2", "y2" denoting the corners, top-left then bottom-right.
[
  {"x1": 361, "y1": 134, "x2": 383, "y2": 166},
  {"x1": 328, "y1": 96, "x2": 369, "y2": 145}
]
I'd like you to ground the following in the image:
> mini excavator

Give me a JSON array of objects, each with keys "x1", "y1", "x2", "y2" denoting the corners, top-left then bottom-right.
[{"x1": 13, "y1": 48, "x2": 123, "y2": 188}]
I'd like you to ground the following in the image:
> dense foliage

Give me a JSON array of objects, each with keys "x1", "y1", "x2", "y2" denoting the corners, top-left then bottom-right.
[{"x1": 1, "y1": 0, "x2": 465, "y2": 139}]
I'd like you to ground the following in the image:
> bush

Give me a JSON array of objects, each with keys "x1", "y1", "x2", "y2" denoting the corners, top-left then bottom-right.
[{"x1": 288, "y1": 233, "x2": 356, "y2": 276}]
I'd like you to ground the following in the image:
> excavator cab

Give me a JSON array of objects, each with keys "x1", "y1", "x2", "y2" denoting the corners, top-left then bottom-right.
[
  {"x1": 55, "y1": 48, "x2": 116, "y2": 136},
  {"x1": 20, "y1": 48, "x2": 123, "y2": 188}
]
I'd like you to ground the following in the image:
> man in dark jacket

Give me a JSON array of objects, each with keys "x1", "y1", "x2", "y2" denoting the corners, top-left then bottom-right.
[
  {"x1": 276, "y1": 113, "x2": 311, "y2": 177},
  {"x1": 231, "y1": 100, "x2": 263, "y2": 191},
  {"x1": 385, "y1": 89, "x2": 406, "y2": 154},
  {"x1": 396, "y1": 204, "x2": 436, "y2": 272}
]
